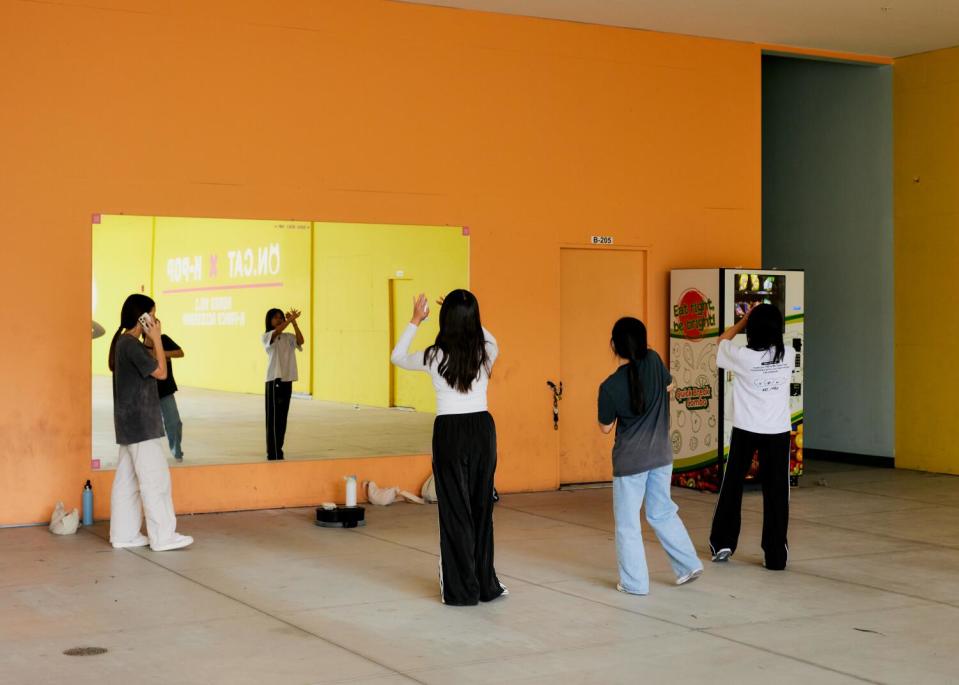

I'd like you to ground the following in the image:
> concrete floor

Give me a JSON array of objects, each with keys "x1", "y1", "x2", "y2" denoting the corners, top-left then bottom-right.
[
  {"x1": 92, "y1": 375, "x2": 434, "y2": 468},
  {"x1": 3, "y1": 460, "x2": 959, "y2": 684}
]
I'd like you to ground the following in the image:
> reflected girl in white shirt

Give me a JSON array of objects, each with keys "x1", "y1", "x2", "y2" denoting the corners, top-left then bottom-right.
[{"x1": 261, "y1": 307, "x2": 303, "y2": 461}]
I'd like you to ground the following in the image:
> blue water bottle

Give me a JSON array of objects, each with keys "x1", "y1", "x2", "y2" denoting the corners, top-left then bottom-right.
[{"x1": 82, "y1": 480, "x2": 94, "y2": 526}]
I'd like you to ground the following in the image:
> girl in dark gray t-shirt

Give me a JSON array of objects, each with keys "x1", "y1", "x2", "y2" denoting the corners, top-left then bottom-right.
[
  {"x1": 597, "y1": 317, "x2": 702, "y2": 595},
  {"x1": 107, "y1": 294, "x2": 192, "y2": 553}
]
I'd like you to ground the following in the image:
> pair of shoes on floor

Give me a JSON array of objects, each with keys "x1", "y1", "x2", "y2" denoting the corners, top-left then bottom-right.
[
  {"x1": 615, "y1": 571, "x2": 702, "y2": 592},
  {"x1": 712, "y1": 548, "x2": 732, "y2": 562},
  {"x1": 113, "y1": 534, "x2": 193, "y2": 551},
  {"x1": 676, "y1": 567, "x2": 703, "y2": 586},
  {"x1": 151, "y1": 534, "x2": 194, "y2": 552},
  {"x1": 442, "y1": 584, "x2": 510, "y2": 605}
]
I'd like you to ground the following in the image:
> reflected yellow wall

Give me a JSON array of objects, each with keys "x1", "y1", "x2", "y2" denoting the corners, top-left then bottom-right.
[
  {"x1": 894, "y1": 45, "x2": 959, "y2": 474},
  {"x1": 91, "y1": 216, "x2": 154, "y2": 376},
  {"x1": 312, "y1": 223, "x2": 469, "y2": 412},
  {"x1": 94, "y1": 216, "x2": 312, "y2": 395},
  {"x1": 94, "y1": 216, "x2": 465, "y2": 404}
]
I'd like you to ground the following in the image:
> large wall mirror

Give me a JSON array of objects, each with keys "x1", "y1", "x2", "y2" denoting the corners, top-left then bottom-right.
[{"x1": 91, "y1": 215, "x2": 468, "y2": 468}]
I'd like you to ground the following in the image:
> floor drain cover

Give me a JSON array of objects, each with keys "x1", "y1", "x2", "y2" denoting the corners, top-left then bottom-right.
[{"x1": 63, "y1": 647, "x2": 108, "y2": 656}]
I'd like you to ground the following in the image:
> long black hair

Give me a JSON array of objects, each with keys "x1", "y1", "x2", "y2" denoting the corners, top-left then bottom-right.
[
  {"x1": 424, "y1": 289, "x2": 491, "y2": 393},
  {"x1": 108, "y1": 293, "x2": 155, "y2": 372},
  {"x1": 745, "y1": 303, "x2": 785, "y2": 363},
  {"x1": 611, "y1": 317, "x2": 648, "y2": 415},
  {"x1": 264, "y1": 308, "x2": 284, "y2": 333}
]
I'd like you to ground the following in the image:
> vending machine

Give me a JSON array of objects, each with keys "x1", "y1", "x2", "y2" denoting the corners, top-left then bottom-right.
[{"x1": 669, "y1": 269, "x2": 804, "y2": 492}]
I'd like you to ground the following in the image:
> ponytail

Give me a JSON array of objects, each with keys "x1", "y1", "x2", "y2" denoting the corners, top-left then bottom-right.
[
  {"x1": 626, "y1": 355, "x2": 647, "y2": 416},
  {"x1": 107, "y1": 326, "x2": 123, "y2": 372},
  {"x1": 611, "y1": 317, "x2": 649, "y2": 416}
]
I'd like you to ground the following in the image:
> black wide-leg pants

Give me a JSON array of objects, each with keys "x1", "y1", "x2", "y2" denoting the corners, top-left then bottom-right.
[
  {"x1": 265, "y1": 379, "x2": 292, "y2": 460},
  {"x1": 709, "y1": 427, "x2": 791, "y2": 569},
  {"x1": 432, "y1": 411, "x2": 504, "y2": 606}
]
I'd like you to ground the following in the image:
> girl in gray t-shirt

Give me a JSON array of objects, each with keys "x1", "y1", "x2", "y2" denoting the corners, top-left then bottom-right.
[
  {"x1": 598, "y1": 317, "x2": 702, "y2": 595},
  {"x1": 107, "y1": 294, "x2": 193, "y2": 553}
]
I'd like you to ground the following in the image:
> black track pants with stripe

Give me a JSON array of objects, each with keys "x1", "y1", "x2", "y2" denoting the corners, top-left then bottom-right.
[
  {"x1": 432, "y1": 411, "x2": 504, "y2": 606},
  {"x1": 265, "y1": 380, "x2": 292, "y2": 460},
  {"x1": 709, "y1": 427, "x2": 791, "y2": 569}
]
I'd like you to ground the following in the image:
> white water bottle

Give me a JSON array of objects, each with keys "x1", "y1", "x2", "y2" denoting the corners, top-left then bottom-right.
[{"x1": 344, "y1": 475, "x2": 357, "y2": 507}]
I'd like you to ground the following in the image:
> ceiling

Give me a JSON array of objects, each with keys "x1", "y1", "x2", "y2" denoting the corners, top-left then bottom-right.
[{"x1": 396, "y1": 0, "x2": 959, "y2": 58}]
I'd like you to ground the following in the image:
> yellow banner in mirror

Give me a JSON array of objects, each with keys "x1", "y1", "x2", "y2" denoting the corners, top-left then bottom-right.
[{"x1": 153, "y1": 217, "x2": 312, "y2": 395}]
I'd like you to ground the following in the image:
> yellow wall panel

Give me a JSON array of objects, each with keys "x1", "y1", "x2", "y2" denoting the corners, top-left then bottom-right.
[{"x1": 894, "y1": 45, "x2": 959, "y2": 474}]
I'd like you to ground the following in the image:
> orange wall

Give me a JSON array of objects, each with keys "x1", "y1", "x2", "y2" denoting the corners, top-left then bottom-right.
[
  {"x1": 0, "y1": 0, "x2": 761, "y2": 525},
  {"x1": 89, "y1": 457, "x2": 433, "y2": 519}
]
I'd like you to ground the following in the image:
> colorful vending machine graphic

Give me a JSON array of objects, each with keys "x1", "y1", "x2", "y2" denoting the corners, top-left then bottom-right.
[{"x1": 670, "y1": 269, "x2": 804, "y2": 492}]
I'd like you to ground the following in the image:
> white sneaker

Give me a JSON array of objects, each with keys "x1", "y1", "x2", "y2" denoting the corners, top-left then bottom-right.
[
  {"x1": 676, "y1": 568, "x2": 703, "y2": 586},
  {"x1": 712, "y1": 548, "x2": 732, "y2": 562},
  {"x1": 616, "y1": 583, "x2": 648, "y2": 596},
  {"x1": 151, "y1": 534, "x2": 194, "y2": 552},
  {"x1": 112, "y1": 535, "x2": 149, "y2": 549},
  {"x1": 480, "y1": 583, "x2": 510, "y2": 603}
]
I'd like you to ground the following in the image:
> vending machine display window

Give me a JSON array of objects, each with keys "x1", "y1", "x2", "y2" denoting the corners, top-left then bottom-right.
[
  {"x1": 733, "y1": 273, "x2": 786, "y2": 328},
  {"x1": 670, "y1": 269, "x2": 804, "y2": 492}
]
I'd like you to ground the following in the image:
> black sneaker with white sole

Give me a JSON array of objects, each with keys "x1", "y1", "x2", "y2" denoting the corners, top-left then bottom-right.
[{"x1": 711, "y1": 548, "x2": 732, "y2": 562}]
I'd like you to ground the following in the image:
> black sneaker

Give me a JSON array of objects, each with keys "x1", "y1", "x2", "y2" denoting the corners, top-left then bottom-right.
[{"x1": 712, "y1": 548, "x2": 732, "y2": 562}]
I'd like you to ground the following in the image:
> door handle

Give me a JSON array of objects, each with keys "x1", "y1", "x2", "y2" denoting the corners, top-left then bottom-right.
[{"x1": 547, "y1": 380, "x2": 564, "y2": 430}]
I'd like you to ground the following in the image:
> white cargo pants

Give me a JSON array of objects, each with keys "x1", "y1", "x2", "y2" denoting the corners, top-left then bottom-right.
[{"x1": 109, "y1": 437, "x2": 178, "y2": 548}]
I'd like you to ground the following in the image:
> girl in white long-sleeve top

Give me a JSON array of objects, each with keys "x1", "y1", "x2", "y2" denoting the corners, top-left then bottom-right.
[{"x1": 391, "y1": 289, "x2": 507, "y2": 606}]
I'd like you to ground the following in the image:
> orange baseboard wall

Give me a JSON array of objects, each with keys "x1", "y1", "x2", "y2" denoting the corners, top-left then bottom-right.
[{"x1": 89, "y1": 454, "x2": 433, "y2": 520}]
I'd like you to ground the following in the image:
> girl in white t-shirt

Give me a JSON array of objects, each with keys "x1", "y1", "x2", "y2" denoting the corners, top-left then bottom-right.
[
  {"x1": 261, "y1": 307, "x2": 304, "y2": 460},
  {"x1": 709, "y1": 304, "x2": 794, "y2": 570},
  {"x1": 390, "y1": 289, "x2": 506, "y2": 606}
]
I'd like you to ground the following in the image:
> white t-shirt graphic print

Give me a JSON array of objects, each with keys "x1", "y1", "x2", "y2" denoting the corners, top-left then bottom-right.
[{"x1": 717, "y1": 339, "x2": 794, "y2": 434}]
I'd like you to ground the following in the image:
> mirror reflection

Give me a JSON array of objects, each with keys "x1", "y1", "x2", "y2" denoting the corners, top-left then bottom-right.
[{"x1": 92, "y1": 215, "x2": 469, "y2": 468}]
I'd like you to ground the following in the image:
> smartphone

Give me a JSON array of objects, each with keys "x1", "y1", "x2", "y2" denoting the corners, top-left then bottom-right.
[{"x1": 138, "y1": 312, "x2": 154, "y2": 330}]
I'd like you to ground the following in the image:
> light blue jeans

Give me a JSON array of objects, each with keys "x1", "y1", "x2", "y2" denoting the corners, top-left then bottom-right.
[
  {"x1": 159, "y1": 394, "x2": 183, "y2": 458},
  {"x1": 613, "y1": 463, "x2": 702, "y2": 594}
]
